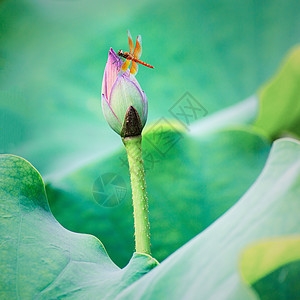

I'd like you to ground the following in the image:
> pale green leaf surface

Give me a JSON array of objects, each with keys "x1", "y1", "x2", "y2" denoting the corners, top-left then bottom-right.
[
  {"x1": 189, "y1": 96, "x2": 258, "y2": 137},
  {"x1": 0, "y1": 155, "x2": 158, "y2": 299},
  {"x1": 115, "y1": 138, "x2": 300, "y2": 300}
]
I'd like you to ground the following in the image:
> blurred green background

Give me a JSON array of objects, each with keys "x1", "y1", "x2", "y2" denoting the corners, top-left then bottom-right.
[
  {"x1": 1, "y1": 0, "x2": 300, "y2": 268},
  {"x1": 1, "y1": 0, "x2": 300, "y2": 178}
]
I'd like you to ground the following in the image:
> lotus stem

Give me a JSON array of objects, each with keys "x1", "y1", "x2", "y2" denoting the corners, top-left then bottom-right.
[{"x1": 122, "y1": 135, "x2": 151, "y2": 255}]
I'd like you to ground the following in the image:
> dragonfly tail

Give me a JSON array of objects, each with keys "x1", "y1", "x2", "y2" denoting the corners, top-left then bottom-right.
[{"x1": 134, "y1": 58, "x2": 154, "y2": 69}]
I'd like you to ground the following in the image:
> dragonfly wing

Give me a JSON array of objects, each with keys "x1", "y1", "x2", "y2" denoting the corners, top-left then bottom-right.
[
  {"x1": 133, "y1": 35, "x2": 142, "y2": 59},
  {"x1": 130, "y1": 60, "x2": 139, "y2": 76},
  {"x1": 121, "y1": 59, "x2": 131, "y2": 72},
  {"x1": 127, "y1": 30, "x2": 134, "y2": 53}
]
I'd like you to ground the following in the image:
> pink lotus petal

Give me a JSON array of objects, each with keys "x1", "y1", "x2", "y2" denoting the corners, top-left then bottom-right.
[{"x1": 102, "y1": 48, "x2": 123, "y2": 102}]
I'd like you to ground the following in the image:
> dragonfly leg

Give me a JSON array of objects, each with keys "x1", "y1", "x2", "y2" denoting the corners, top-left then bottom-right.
[{"x1": 112, "y1": 57, "x2": 123, "y2": 65}]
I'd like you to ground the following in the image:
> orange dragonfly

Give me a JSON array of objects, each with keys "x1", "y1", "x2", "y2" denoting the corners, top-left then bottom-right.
[{"x1": 117, "y1": 30, "x2": 154, "y2": 75}]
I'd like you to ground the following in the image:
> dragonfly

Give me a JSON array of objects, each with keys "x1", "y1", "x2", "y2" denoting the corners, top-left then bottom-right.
[{"x1": 117, "y1": 30, "x2": 154, "y2": 75}]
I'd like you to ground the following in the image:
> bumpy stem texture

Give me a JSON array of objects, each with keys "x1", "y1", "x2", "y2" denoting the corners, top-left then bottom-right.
[{"x1": 123, "y1": 135, "x2": 151, "y2": 255}]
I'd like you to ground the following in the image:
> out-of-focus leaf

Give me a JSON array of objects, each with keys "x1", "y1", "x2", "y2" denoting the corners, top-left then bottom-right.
[
  {"x1": 240, "y1": 236, "x2": 300, "y2": 300},
  {"x1": 240, "y1": 236, "x2": 300, "y2": 285},
  {"x1": 47, "y1": 124, "x2": 270, "y2": 267},
  {"x1": 189, "y1": 96, "x2": 258, "y2": 137},
  {"x1": 115, "y1": 138, "x2": 300, "y2": 300},
  {"x1": 0, "y1": 155, "x2": 158, "y2": 299},
  {"x1": 255, "y1": 46, "x2": 300, "y2": 138},
  {"x1": 252, "y1": 260, "x2": 300, "y2": 300}
]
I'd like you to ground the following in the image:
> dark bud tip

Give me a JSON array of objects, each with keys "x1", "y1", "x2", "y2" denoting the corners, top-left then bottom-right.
[{"x1": 121, "y1": 106, "x2": 143, "y2": 138}]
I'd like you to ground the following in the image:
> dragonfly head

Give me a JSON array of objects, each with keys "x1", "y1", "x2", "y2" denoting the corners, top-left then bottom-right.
[{"x1": 117, "y1": 49, "x2": 123, "y2": 56}]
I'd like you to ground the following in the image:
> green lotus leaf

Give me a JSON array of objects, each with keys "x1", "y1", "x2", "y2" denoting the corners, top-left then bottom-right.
[
  {"x1": 255, "y1": 46, "x2": 300, "y2": 138},
  {"x1": 0, "y1": 155, "x2": 158, "y2": 299},
  {"x1": 240, "y1": 236, "x2": 300, "y2": 300}
]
